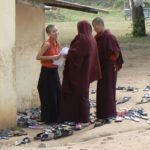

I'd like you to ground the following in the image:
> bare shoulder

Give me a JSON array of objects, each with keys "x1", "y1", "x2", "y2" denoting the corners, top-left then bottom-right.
[{"x1": 43, "y1": 41, "x2": 50, "y2": 48}]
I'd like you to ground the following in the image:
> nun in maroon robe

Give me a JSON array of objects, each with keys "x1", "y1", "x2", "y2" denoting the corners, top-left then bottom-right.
[
  {"x1": 95, "y1": 29, "x2": 124, "y2": 121},
  {"x1": 60, "y1": 21, "x2": 102, "y2": 125}
]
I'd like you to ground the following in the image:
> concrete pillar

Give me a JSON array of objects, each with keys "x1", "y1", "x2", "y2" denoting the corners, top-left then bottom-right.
[{"x1": 0, "y1": 0, "x2": 16, "y2": 128}]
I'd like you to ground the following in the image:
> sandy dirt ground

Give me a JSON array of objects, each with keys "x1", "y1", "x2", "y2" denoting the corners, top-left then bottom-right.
[{"x1": 0, "y1": 43, "x2": 150, "y2": 150}]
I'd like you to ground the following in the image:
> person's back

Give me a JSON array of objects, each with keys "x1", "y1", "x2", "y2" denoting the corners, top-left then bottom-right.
[{"x1": 60, "y1": 20, "x2": 101, "y2": 130}]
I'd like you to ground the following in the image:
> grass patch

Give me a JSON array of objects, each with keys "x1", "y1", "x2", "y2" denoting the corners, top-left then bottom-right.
[
  {"x1": 46, "y1": 10, "x2": 150, "y2": 47},
  {"x1": 118, "y1": 34, "x2": 150, "y2": 44}
]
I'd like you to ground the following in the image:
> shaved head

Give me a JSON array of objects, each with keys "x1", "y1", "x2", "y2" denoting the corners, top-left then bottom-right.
[
  {"x1": 92, "y1": 17, "x2": 105, "y2": 33},
  {"x1": 92, "y1": 17, "x2": 104, "y2": 26},
  {"x1": 46, "y1": 24, "x2": 55, "y2": 34},
  {"x1": 46, "y1": 24, "x2": 59, "y2": 39}
]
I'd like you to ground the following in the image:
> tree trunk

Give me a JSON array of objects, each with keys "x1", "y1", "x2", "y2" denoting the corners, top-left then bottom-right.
[{"x1": 130, "y1": 0, "x2": 146, "y2": 36}]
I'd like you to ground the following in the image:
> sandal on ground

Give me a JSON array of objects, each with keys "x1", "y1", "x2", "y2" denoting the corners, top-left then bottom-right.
[
  {"x1": 94, "y1": 119, "x2": 111, "y2": 128},
  {"x1": 133, "y1": 111, "x2": 148, "y2": 120},
  {"x1": 130, "y1": 116, "x2": 140, "y2": 122},
  {"x1": 54, "y1": 129, "x2": 63, "y2": 139},
  {"x1": 115, "y1": 116, "x2": 124, "y2": 122},
  {"x1": 136, "y1": 99, "x2": 150, "y2": 104},
  {"x1": 143, "y1": 86, "x2": 150, "y2": 91},
  {"x1": 143, "y1": 94, "x2": 150, "y2": 98},
  {"x1": 116, "y1": 86, "x2": 126, "y2": 91},
  {"x1": 40, "y1": 133, "x2": 54, "y2": 141},
  {"x1": 127, "y1": 86, "x2": 138, "y2": 92},
  {"x1": 22, "y1": 137, "x2": 31, "y2": 144},
  {"x1": 116, "y1": 97, "x2": 131, "y2": 105},
  {"x1": 94, "y1": 121, "x2": 105, "y2": 128},
  {"x1": 34, "y1": 133, "x2": 43, "y2": 140},
  {"x1": 74, "y1": 123, "x2": 83, "y2": 131},
  {"x1": 137, "y1": 108, "x2": 148, "y2": 116},
  {"x1": 54, "y1": 128, "x2": 74, "y2": 139},
  {"x1": 125, "y1": 114, "x2": 140, "y2": 122},
  {"x1": 15, "y1": 137, "x2": 31, "y2": 146},
  {"x1": 13, "y1": 129, "x2": 27, "y2": 136},
  {"x1": 60, "y1": 129, "x2": 73, "y2": 138}
]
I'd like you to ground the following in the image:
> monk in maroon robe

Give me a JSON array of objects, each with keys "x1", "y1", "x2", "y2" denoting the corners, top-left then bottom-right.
[
  {"x1": 60, "y1": 20, "x2": 102, "y2": 129},
  {"x1": 92, "y1": 17, "x2": 124, "y2": 126}
]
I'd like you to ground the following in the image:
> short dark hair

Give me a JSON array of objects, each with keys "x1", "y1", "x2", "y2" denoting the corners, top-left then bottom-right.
[
  {"x1": 46, "y1": 24, "x2": 55, "y2": 34},
  {"x1": 92, "y1": 17, "x2": 104, "y2": 26}
]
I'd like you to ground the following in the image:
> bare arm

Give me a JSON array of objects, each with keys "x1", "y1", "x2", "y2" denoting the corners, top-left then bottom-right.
[{"x1": 36, "y1": 42, "x2": 60, "y2": 61}]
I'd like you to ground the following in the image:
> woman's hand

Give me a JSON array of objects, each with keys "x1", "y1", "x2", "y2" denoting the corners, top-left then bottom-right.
[{"x1": 53, "y1": 54, "x2": 61, "y2": 60}]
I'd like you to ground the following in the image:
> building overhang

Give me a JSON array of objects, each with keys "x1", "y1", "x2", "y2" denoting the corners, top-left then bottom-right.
[{"x1": 16, "y1": 0, "x2": 109, "y2": 14}]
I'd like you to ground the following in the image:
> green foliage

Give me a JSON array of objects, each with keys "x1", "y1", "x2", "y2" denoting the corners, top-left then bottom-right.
[
  {"x1": 113, "y1": 0, "x2": 124, "y2": 9},
  {"x1": 45, "y1": 0, "x2": 127, "y2": 23}
]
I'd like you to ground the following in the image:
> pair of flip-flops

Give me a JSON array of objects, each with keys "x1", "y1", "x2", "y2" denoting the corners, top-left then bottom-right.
[
  {"x1": 17, "y1": 107, "x2": 41, "y2": 128},
  {"x1": 116, "y1": 86, "x2": 138, "y2": 93},
  {"x1": 124, "y1": 108, "x2": 148, "y2": 122},
  {"x1": 0, "y1": 129, "x2": 12, "y2": 140},
  {"x1": 143, "y1": 85, "x2": 150, "y2": 91},
  {"x1": 143, "y1": 94, "x2": 150, "y2": 98},
  {"x1": 54, "y1": 128, "x2": 73, "y2": 139},
  {"x1": 115, "y1": 116, "x2": 124, "y2": 122},
  {"x1": 126, "y1": 87, "x2": 138, "y2": 92},
  {"x1": 47, "y1": 124, "x2": 73, "y2": 139},
  {"x1": 15, "y1": 137, "x2": 31, "y2": 146},
  {"x1": 17, "y1": 116, "x2": 42, "y2": 128},
  {"x1": 17, "y1": 117, "x2": 29, "y2": 128},
  {"x1": 41, "y1": 133, "x2": 54, "y2": 141},
  {"x1": 94, "y1": 118, "x2": 112, "y2": 128},
  {"x1": 0, "y1": 129, "x2": 28, "y2": 140},
  {"x1": 137, "y1": 99, "x2": 150, "y2": 104},
  {"x1": 34, "y1": 126, "x2": 73, "y2": 141},
  {"x1": 12, "y1": 129, "x2": 28, "y2": 137},
  {"x1": 116, "y1": 86, "x2": 126, "y2": 90},
  {"x1": 137, "y1": 94, "x2": 150, "y2": 104},
  {"x1": 116, "y1": 96, "x2": 131, "y2": 105},
  {"x1": 34, "y1": 129, "x2": 54, "y2": 141}
]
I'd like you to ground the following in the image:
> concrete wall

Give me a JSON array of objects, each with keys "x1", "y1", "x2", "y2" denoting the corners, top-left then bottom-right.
[
  {"x1": 15, "y1": 3, "x2": 45, "y2": 111},
  {"x1": 0, "y1": 0, "x2": 16, "y2": 128}
]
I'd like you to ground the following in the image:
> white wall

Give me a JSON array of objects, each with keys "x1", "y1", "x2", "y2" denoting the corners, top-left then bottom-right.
[
  {"x1": 0, "y1": 0, "x2": 16, "y2": 128},
  {"x1": 15, "y1": 3, "x2": 45, "y2": 111}
]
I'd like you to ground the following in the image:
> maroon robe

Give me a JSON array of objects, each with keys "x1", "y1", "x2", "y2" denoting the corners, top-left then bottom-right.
[
  {"x1": 95, "y1": 29, "x2": 124, "y2": 119},
  {"x1": 60, "y1": 21, "x2": 102, "y2": 123}
]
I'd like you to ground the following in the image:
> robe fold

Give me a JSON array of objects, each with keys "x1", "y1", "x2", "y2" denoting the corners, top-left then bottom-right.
[
  {"x1": 95, "y1": 29, "x2": 124, "y2": 119},
  {"x1": 60, "y1": 21, "x2": 102, "y2": 123}
]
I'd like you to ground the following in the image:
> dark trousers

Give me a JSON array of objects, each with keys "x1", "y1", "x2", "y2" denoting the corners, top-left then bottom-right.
[{"x1": 37, "y1": 67, "x2": 61, "y2": 123}]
